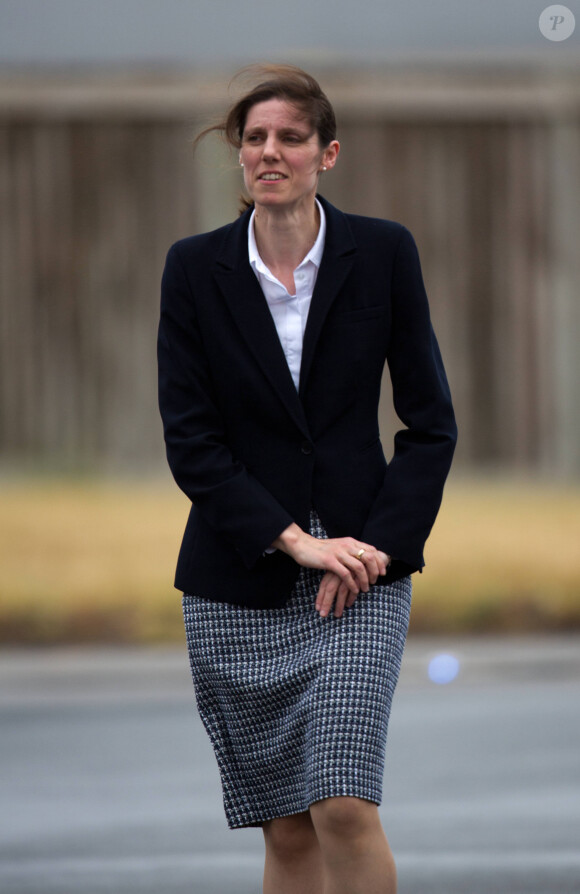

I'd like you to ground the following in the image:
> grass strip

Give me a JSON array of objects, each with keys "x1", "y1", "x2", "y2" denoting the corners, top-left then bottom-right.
[{"x1": 1, "y1": 477, "x2": 578, "y2": 644}]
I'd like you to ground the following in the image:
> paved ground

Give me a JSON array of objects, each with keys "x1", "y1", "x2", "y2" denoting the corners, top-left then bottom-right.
[{"x1": 1, "y1": 637, "x2": 579, "y2": 893}]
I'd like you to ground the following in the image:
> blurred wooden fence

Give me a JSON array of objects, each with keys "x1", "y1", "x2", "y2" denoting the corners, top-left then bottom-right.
[{"x1": 0, "y1": 67, "x2": 579, "y2": 475}]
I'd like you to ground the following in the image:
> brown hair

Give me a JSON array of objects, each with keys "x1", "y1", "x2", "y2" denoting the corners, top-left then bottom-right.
[{"x1": 194, "y1": 64, "x2": 337, "y2": 152}]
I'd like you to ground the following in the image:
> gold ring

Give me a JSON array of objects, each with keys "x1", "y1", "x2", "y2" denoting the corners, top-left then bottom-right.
[{"x1": 356, "y1": 549, "x2": 366, "y2": 559}]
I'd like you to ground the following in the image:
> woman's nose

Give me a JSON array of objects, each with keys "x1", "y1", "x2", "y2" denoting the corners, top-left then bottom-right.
[{"x1": 262, "y1": 136, "x2": 280, "y2": 159}]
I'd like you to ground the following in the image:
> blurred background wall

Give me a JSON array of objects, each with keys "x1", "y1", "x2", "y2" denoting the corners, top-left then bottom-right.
[
  {"x1": 0, "y1": 63, "x2": 578, "y2": 477},
  {"x1": 0, "y1": 1, "x2": 579, "y2": 641}
]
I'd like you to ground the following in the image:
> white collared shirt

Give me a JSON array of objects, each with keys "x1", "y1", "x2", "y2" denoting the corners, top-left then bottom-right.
[{"x1": 248, "y1": 198, "x2": 326, "y2": 390}]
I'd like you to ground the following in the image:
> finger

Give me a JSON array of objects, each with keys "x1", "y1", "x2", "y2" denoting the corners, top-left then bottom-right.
[
  {"x1": 363, "y1": 547, "x2": 388, "y2": 578},
  {"x1": 327, "y1": 558, "x2": 360, "y2": 595},
  {"x1": 345, "y1": 587, "x2": 358, "y2": 608},
  {"x1": 360, "y1": 551, "x2": 381, "y2": 585},
  {"x1": 334, "y1": 580, "x2": 353, "y2": 618},
  {"x1": 315, "y1": 572, "x2": 335, "y2": 612},
  {"x1": 344, "y1": 555, "x2": 370, "y2": 593},
  {"x1": 353, "y1": 541, "x2": 388, "y2": 572},
  {"x1": 348, "y1": 542, "x2": 383, "y2": 587},
  {"x1": 317, "y1": 574, "x2": 340, "y2": 618},
  {"x1": 377, "y1": 551, "x2": 390, "y2": 576}
]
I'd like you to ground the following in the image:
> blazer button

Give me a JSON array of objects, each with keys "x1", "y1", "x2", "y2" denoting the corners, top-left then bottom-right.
[{"x1": 301, "y1": 441, "x2": 313, "y2": 455}]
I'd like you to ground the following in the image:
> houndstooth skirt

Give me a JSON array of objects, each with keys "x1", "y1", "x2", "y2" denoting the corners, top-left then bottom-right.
[{"x1": 182, "y1": 511, "x2": 412, "y2": 829}]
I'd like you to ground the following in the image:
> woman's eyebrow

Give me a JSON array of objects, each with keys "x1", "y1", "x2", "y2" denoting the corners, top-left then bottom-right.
[{"x1": 243, "y1": 127, "x2": 313, "y2": 142}]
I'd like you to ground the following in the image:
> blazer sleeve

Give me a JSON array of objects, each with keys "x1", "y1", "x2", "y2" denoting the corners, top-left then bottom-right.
[
  {"x1": 360, "y1": 226, "x2": 457, "y2": 575},
  {"x1": 157, "y1": 244, "x2": 294, "y2": 569}
]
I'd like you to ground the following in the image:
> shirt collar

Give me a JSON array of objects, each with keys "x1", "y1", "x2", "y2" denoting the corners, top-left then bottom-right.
[{"x1": 248, "y1": 198, "x2": 326, "y2": 276}]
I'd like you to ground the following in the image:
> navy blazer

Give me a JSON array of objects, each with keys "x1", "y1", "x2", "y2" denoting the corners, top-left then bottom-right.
[{"x1": 158, "y1": 196, "x2": 457, "y2": 608}]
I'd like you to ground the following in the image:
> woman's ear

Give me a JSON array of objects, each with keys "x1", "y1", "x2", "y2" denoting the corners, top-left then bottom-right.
[{"x1": 321, "y1": 140, "x2": 340, "y2": 172}]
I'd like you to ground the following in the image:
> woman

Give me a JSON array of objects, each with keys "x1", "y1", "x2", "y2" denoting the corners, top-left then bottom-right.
[{"x1": 158, "y1": 65, "x2": 456, "y2": 894}]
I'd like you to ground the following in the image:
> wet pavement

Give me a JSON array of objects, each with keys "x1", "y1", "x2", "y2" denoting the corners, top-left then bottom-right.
[{"x1": 1, "y1": 637, "x2": 579, "y2": 893}]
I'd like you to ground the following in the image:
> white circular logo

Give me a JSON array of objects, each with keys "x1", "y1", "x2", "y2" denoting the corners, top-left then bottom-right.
[{"x1": 539, "y1": 5, "x2": 576, "y2": 41}]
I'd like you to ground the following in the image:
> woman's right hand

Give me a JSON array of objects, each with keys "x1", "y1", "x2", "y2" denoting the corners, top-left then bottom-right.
[{"x1": 271, "y1": 523, "x2": 388, "y2": 599}]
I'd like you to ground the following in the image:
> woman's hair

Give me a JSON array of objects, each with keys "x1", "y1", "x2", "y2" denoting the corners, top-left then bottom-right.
[{"x1": 194, "y1": 64, "x2": 337, "y2": 151}]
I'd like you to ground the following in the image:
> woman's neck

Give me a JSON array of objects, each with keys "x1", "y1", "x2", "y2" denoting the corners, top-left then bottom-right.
[{"x1": 253, "y1": 200, "x2": 320, "y2": 274}]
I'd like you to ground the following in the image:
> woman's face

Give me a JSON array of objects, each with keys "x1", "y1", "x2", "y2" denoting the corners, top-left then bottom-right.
[{"x1": 239, "y1": 98, "x2": 338, "y2": 212}]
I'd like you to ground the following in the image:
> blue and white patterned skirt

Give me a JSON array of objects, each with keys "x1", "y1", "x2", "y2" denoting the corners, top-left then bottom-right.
[{"x1": 182, "y1": 511, "x2": 412, "y2": 829}]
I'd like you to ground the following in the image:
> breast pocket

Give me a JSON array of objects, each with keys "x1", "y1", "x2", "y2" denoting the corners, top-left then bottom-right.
[
  {"x1": 335, "y1": 305, "x2": 389, "y2": 323},
  {"x1": 332, "y1": 305, "x2": 390, "y2": 369}
]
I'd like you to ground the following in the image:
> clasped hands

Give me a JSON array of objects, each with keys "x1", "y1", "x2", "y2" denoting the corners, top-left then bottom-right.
[{"x1": 272, "y1": 523, "x2": 390, "y2": 618}]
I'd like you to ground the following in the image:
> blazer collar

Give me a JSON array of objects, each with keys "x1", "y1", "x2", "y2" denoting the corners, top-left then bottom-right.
[
  {"x1": 212, "y1": 197, "x2": 357, "y2": 429},
  {"x1": 299, "y1": 196, "x2": 356, "y2": 395}
]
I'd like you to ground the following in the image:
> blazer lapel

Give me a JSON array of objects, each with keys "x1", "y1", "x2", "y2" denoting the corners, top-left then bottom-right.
[
  {"x1": 299, "y1": 197, "x2": 357, "y2": 395},
  {"x1": 213, "y1": 210, "x2": 310, "y2": 436}
]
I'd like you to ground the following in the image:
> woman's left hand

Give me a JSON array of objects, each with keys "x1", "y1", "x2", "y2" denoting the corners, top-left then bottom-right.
[{"x1": 316, "y1": 550, "x2": 390, "y2": 618}]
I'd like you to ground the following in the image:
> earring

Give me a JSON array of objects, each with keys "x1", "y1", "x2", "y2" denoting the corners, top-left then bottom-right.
[{"x1": 321, "y1": 165, "x2": 327, "y2": 171}]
